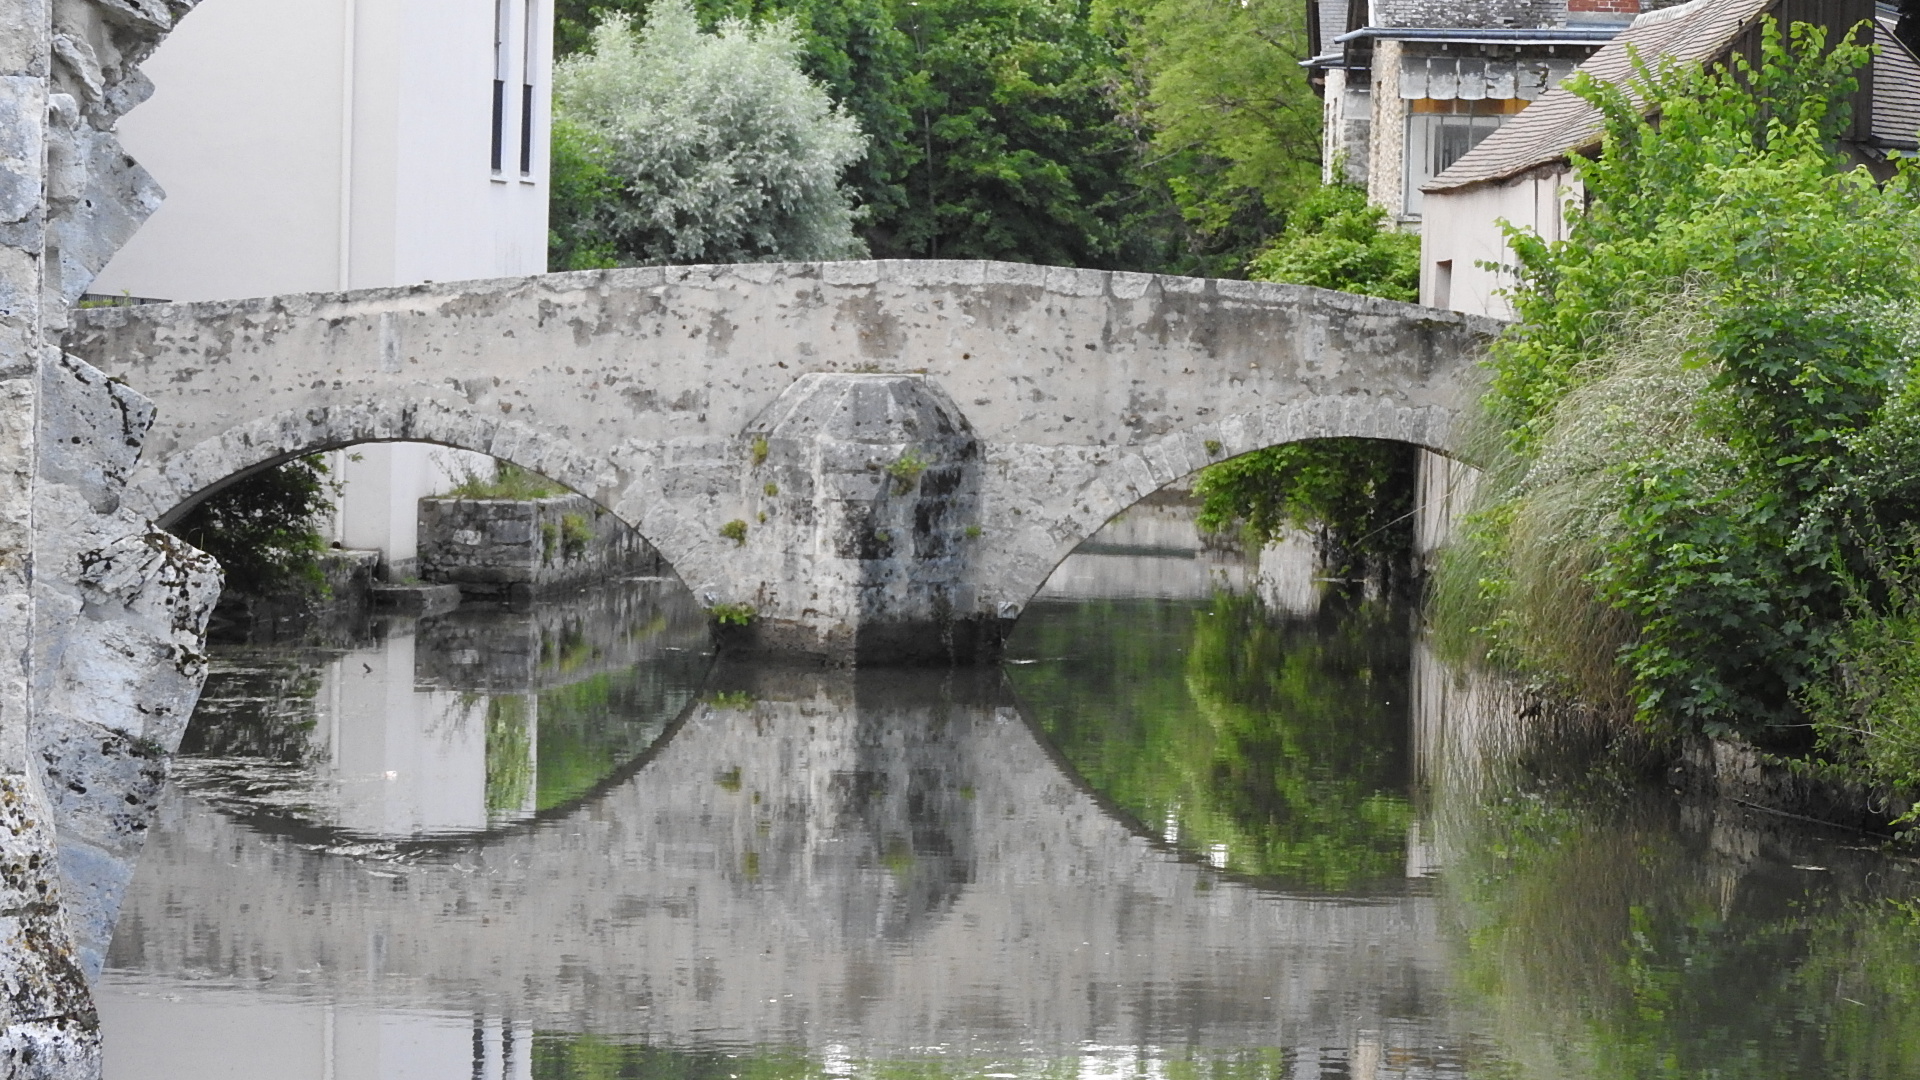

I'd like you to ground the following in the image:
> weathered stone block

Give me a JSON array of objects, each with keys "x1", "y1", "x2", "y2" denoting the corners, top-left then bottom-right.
[
  {"x1": 419, "y1": 492, "x2": 666, "y2": 598},
  {"x1": 711, "y1": 373, "x2": 1006, "y2": 664}
]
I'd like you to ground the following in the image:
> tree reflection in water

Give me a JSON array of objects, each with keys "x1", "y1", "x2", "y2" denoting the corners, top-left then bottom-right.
[
  {"x1": 1431, "y1": 749, "x2": 1920, "y2": 1080},
  {"x1": 1008, "y1": 592, "x2": 1414, "y2": 891}
]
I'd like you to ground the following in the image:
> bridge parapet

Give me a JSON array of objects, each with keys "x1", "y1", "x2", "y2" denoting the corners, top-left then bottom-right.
[{"x1": 67, "y1": 260, "x2": 1501, "y2": 663}]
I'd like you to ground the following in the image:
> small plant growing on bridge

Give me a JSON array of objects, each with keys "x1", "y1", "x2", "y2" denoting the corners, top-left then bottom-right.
[
  {"x1": 964, "y1": 524, "x2": 983, "y2": 539},
  {"x1": 705, "y1": 691, "x2": 754, "y2": 710},
  {"x1": 1205, "y1": 439, "x2": 1223, "y2": 457},
  {"x1": 447, "y1": 460, "x2": 565, "y2": 499},
  {"x1": 709, "y1": 602, "x2": 756, "y2": 625},
  {"x1": 750, "y1": 435, "x2": 769, "y2": 467},
  {"x1": 540, "y1": 521, "x2": 561, "y2": 564},
  {"x1": 560, "y1": 512, "x2": 594, "y2": 560},
  {"x1": 887, "y1": 449, "x2": 928, "y2": 494},
  {"x1": 763, "y1": 482, "x2": 779, "y2": 496},
  {"x1": 720, "y1": 519, "x2": 749, "y2": 545}
]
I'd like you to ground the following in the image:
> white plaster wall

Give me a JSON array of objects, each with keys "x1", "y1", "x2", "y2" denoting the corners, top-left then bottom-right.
[
  {"x1": 1418, "y1": 166, "x2": 1575, "y2": 319},
  {"x1": 1411, "y1": 170, "x2": 1572, "y2": 560},
  {"x1": 96, "y1": 0, "x2": 551, "y2": 300},
  {"x1": 95, "y1": 0, "x2": 555, "y2": 571},
  {"x1": 89, "y1": 0, "x2": 350, "y2": 301}
]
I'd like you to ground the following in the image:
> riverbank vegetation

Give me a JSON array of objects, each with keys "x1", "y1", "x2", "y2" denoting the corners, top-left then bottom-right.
[
  {"x1": 169, "y1": 456, "x2": 337, "y2": 598},
  {"x1": 1431, "y1": 21, "x2": 1920, "y2": 812}
]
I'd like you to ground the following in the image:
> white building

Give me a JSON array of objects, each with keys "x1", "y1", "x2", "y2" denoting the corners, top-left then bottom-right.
[{"x1": 93, "y1": 0, "x2": 555, "y2": 578}]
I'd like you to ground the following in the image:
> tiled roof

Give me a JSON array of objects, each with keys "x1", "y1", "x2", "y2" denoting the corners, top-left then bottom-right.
[
  {"x1": 1874, "y1": 15, "x2": 1920, "y2": 148},
  {"x1": 1422, "y1": 0, "x2": 1775, "y2": 193},
  {"x1": 1315, "y1": 0, "x2": 1348, "y2": 58}
]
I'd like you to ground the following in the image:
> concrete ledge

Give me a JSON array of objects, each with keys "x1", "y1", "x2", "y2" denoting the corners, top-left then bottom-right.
[{"x1": 370, "y1": 582, "x2": 463, "y2": 616}]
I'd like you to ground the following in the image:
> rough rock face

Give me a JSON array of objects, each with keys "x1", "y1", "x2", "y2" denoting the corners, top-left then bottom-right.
[
  {"x1": 2, "y1": 0, "x2": 214, "y2": 1076},
  {"x1": 33, "y1": 353, "x2": 219, "y2": 981}
]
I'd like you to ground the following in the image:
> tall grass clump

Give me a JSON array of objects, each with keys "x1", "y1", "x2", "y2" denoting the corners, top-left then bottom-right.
[{"x1": 1433, "y1": 16, "x2": 1920, "y2": 793}]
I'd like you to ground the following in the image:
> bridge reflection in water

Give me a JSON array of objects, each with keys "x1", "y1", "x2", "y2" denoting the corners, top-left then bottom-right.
[{"x1": 99, "y1": 499, "x2": 1473, "y2": 1079}]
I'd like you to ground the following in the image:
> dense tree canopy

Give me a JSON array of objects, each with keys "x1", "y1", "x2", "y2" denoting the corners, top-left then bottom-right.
[{"x1": 549, "y1": 0, "x2": 1323, "y2": 273}]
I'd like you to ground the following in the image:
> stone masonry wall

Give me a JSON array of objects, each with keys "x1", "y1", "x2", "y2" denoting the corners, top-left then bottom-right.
[
  {"x1": 419, "y1": 493, "x2": 667, "y2": 599},
  {"x1": 2, "y1": 1, "x2": 216, "y2": 1076}
]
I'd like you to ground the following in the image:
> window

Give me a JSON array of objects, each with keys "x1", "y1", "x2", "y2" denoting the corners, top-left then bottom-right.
[
  {"x1": 1402, "y1": 98, "x2": 1522, "y2": 217},
  {"x1": 520, "y1": 0, "x2": 537, "y2": 177},
  {"x1": 492, "y1": 0, "x2": 511, "y2": 174}
]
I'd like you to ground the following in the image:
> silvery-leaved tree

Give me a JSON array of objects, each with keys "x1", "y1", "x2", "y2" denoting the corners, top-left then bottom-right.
[{"x1": 552, "y1": 0, "x2": 868, "y2": 267}]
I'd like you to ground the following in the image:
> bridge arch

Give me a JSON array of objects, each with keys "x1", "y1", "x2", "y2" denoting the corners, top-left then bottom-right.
[
  {"x1": 992, "y1": 396, "x2": 1459, "y2": 611},
  {"x1": 132, "y1": 400, "x2": 705, "y2": 592}
]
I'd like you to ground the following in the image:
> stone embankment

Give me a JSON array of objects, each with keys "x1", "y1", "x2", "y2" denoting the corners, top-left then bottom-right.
[{"x1": 418, "y1": 492, "x2": 666, "y2": 600}]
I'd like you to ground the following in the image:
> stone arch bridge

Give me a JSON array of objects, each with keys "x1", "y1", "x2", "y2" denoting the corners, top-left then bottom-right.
[{"x1": 67, "y1": 260, "x2": 1496, "y2": 663}]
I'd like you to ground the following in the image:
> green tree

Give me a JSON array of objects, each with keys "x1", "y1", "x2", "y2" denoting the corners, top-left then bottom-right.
[
  {"x1": 1246, "y1": 183, "x2": 1419, "y2": 300},
  {"x1": 888, "y1": 0, "x2": 1140, "y2": 266},
  {"x1": 1097, "y1": 0, "x2": 1322, "y2": 275},
  {"x1": 170, "y1": 456, "x2": 336, "y2": 598},
  {"x1": 555, "y1": 0, "x2": 918, "y2": 247},
  {"x1": 552, "y1": 0, "x2": 869, "y2": 265}
]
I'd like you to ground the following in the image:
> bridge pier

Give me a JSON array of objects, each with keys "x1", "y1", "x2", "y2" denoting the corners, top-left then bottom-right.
[{"x1": 704, "y1": 373, "x2": 1009, "y2": 665}]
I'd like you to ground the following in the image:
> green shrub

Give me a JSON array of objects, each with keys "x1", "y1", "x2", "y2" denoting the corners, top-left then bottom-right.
[
  {"x1": 171, "y1": 455, "x2": 337, "y2": 598},
  {"x1": 446, "y1": 461, "x2": 567, "y2": 499},
  {"x1": 885, "y1": 449, "x2": 927, "y2": 494},
  {"x1": 1246, "y1": 183, "x2": 1419, "y2": 301},
  {"x1": 709, "y1": 602, "x2": 756, "y2": 625},
  {"x1": 561, "y1": 512, "x2": 594, "y2": 560}
]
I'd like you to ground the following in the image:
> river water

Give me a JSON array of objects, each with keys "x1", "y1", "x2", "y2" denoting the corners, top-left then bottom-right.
[{"x1": 97, "y1": 500, "x2": 1920, "y2": 1079}]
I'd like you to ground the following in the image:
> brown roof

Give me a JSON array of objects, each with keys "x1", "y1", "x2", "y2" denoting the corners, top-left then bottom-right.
[{"x1": 1422, "y1": 0, "x2": 1776, "y2": 193}]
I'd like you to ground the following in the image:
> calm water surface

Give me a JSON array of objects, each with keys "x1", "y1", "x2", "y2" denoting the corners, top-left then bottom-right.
[{"x1": 98, "y1": 506, "x2": 1920, "y2": 1079}]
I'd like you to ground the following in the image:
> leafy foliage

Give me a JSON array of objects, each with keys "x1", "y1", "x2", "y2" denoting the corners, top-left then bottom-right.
[
  {"x1": 1439, "y1": 19, "x2": 1920, "y2": 767},
  {"x1": 170, "y1": 456, "x2": 336, "y2": 598},
  {"x1": 1097, "y1": 0, "x2": 1322, "y2": 275},
  {"x1": 552, "y1": 0, "x2": 868, "y2": 265},
  {"x1": 888, "y1": 0, "x2": 1139, "y2": 265},
  {"x1": 1245, "y1": 183, "x2": 1419, "y2": 301},
  {"x1": 551, "y1": 0, "x2": 1325, "y2": 274},
  {"x1": 1194, "y1": 438, "x2": 1418, "y2": 586}
]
